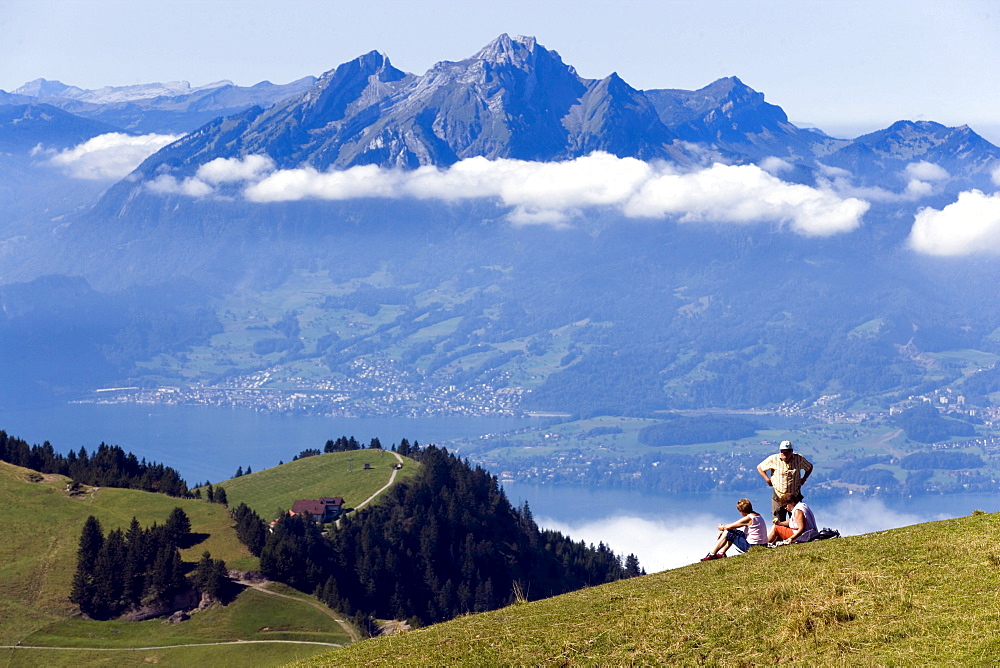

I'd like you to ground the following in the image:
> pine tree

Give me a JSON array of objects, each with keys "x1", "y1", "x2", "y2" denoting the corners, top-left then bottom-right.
[
  {"x1": 164, "y1": 507, "x2": 191, "y2": 546},
  {"x1": 93, "y1": 529, "x2": 127, "y2": 617},
  {"x1": 70, "y1": 516, "x2": 104, "y2": 615},
  {"x1": 625, "y1": 553, "x2": 643, "y2": 577},
  {"x1": 192, "y1": 551, "x2": 228, "y2": 600},
  {"x1": 122, "y1": 517, "x2": 146, "y2": 607}
]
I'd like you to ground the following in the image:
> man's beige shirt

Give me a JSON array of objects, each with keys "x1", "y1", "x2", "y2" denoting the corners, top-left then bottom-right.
[{"x1": 758, "y1": 453, "x2": 813, "y2": 495}]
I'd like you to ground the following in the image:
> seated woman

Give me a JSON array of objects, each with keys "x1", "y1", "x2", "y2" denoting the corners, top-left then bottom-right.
[
  {"x1": 700, "y1": 498, "x2": 768, "y2": 561},
  {"x1": 768, "y1": 492, "x2": 818, "y2": 545}
]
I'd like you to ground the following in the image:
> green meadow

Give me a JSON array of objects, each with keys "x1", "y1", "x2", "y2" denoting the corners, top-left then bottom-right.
[
  {"x1": 298, "y1": 511, "x2": 1000, "y2": 666},
  {"x1": 220, "y1": 450, "x2": 419, "y2": 520},
  {"x1": 0, "y1": 461, "x2": 253, "y2": 644}
]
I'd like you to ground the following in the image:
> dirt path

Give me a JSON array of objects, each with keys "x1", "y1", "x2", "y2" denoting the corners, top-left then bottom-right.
[
  {"x1": 354, "y1": 450, "x2": 405, "y2": 511},
  {"x1": 239, "y1": 579, "x2": 360, "y2": 643}
]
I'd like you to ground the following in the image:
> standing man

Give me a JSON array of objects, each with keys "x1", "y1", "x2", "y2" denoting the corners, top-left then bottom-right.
[{"x1": 757, "y1": 440, "x2": 813, "y2": 521}]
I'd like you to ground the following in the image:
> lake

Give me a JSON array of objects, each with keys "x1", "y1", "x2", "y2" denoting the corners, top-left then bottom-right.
[
  {"x1": 0, "y1": 402, "x2": 538, "y2": 482},
  {"x1": 2, "y1": 402, "x2": 995, "y2": 572}
]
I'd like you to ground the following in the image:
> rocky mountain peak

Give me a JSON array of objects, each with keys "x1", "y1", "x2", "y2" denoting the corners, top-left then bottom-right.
[
  {"x1": 474, "y1": 34, "x2": 539, "y2": 65},
  {"x1": 313, "y1": 50, "x2": 406, "y2": 87},
  {"x1": 301, "y1": 50, "x2": 409, "y2": 121},
  {"x1": 13, "y1": 78, "x2": 85, "y2": 99}
]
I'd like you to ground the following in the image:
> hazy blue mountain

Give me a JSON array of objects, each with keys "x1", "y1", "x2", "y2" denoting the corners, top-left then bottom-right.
[
  {"x1": 114, "y1": 34, "x2": 702, "y2": 181},
  {"x1": 0, "y1": 90, "x2": 36, "y2": 106},
  {"x1": 12, "y1": 78, "x2": 90, "y2": 99},
  {"x1": 645, "y1": 76, "x2": 845, "y2": 161},
  {"x1": 0, "y1": 104, "x2": 123, "y2": 240},
  {"x1": 4, "y1": 77, "x2": 317, "y2": 134},
  {"x1": 820, "y1": 120, "x2": 1000, "y2": 189},
  {"x1": 81, "y1": 33, "x2": 996, "y2": 201},
  {"x1": 13, "y1": 78, "x2": 230, "y2": 102},
  {"x1": 0, "y1": 103, "x2": 121, "y2": 152}
]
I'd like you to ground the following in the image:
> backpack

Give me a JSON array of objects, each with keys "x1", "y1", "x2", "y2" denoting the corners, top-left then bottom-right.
[{"x1": 813, "y1": 527, "x2": 840, "y2": 540}]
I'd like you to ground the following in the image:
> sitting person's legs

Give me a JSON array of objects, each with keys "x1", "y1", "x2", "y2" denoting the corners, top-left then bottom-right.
[
  {"x1": 726, "y1": 528, "x2": 750, "y2": 553},
  {"x1": 770, "y1": 524, "x2": 794, "y2": 543}
]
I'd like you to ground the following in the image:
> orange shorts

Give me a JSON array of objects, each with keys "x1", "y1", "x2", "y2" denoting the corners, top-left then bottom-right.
[{"x1": 772, "y1": 525, "x2": 795, "y2": 541}]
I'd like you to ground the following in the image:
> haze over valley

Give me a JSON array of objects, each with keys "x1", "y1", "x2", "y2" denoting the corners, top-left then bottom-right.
[{"x1": 3, "y1": 32, "x2": 1000, "y2": 506}]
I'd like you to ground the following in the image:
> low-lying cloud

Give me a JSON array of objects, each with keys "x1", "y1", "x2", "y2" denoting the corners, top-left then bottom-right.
[
  {"x1": 48, "y1": 132, "x2": 181, "y2": 180},
  {"x1": 537, "y1": 497, "x2": 950, "y2": 573},
  {"x1": 817, "y1": 160, "x2": 953, "y2": 203},
  {"x1": 908, "y1": 189, "x2": 1000, "y2": 256},
  {"x1": 146, "y1": 152, "x2": 870, "y2": 237}
]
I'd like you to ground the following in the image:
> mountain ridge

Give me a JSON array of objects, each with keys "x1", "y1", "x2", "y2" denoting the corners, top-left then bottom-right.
[
  {"x1": 5, "y1": 34, "x2": 998, "y2": 189},
  {"x1": 79, "y1": 33, "x2": 997, "y2": 201}
]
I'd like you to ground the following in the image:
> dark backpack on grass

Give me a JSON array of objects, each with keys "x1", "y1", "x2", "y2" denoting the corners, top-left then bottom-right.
[{"x1": 813, "y1": 527, "x2": 840, "y2": 540}]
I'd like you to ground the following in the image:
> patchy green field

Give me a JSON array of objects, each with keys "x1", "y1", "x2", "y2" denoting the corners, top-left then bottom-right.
[{"x1": 0, "y1": 457, "x2": 373, "y2": 663}]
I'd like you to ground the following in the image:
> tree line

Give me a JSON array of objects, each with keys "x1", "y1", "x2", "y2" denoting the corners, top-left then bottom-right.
[
  {"x1": 322, "y1": 436, "x2": 385, "y2": 453},
  {"x1": 70, "y1": 508, "x2": 228, "y2": 619},
  {"x1": 0, "y1": 431, "x2": 189, "y2": 496}
]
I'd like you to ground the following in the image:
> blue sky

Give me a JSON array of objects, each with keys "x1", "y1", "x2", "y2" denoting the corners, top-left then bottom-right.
[{"x1": 2, "y1": 0, "x2": 998, "y2": 141}]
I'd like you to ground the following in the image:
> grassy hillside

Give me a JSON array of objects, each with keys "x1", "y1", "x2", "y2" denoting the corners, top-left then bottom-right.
[
  {"x1": 297, "y1": 511, "x2": 1000, "y2": 666},
  {"x1": 220, "y1": 450, "x2": 419, "y2": 520},
  {"x1": 0, "y1": 460, "x2": 254, "y2": 644},
  {"x1": 10, "y1": 585, "x2": 347, "y2": 666},
  {"x1": 0, "y1": 458, "x2": 358, "y2": 663}
]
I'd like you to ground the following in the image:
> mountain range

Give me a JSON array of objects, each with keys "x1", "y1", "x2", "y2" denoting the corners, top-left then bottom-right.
[
  {"x1": 6, "y1": 34, "x2": 999, "y2": 187},
  {"x1": 1, "y1": 34, "x2": 1000, "y2": 422},
  {"x1": 2, "y1": 76, "x2": 316, "y2": 134},
  {"x1": 100, "y1": 34, "x2": 1000, "y2": 192}
]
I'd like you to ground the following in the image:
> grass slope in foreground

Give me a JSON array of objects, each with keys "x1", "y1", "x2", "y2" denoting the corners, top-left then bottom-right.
[
  {"x1": 298, "y1": 511, "x2": 1000, "y2": 666},
  {"x1": 220, "y1": 450, "x2": 419, "y2": 520}
]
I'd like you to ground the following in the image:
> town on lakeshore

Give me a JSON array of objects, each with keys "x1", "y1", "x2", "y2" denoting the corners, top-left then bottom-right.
[{"x1": 83, "y1": 380, "x2": 1000, "y2": 498}]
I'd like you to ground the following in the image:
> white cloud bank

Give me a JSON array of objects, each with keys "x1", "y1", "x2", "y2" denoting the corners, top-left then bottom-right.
[
  {"x1": 147, "y1": 152, "x2": 870, "y2": 237},
  {"x1": 903, "y1": 160, "x2": 951, "y2": 198},
  {"x1": 49, "y1": 132, "x2": 181, "y2": 179},
  {"x1": 816, "y1": 160, "x2": 953, "y2": 203},
  {"x1": 537, "y1": 497, "x2": 946, "y2": 574},
  {"x1": 908, "y1": 189, "x2": 1000, "y2": 256}
]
